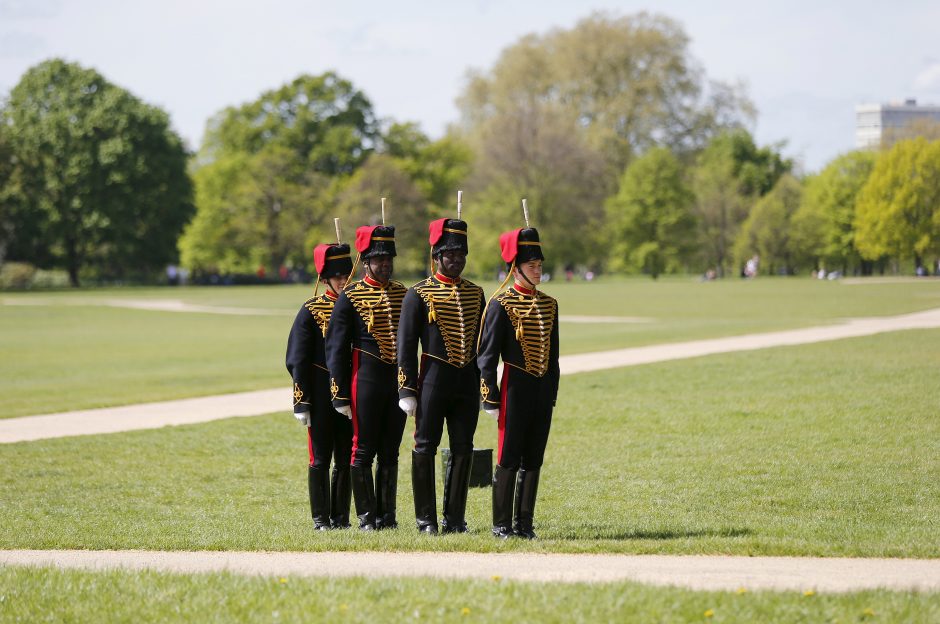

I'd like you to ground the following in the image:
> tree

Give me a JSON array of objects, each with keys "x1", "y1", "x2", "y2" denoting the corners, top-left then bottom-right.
[
  {"x1": 334, "y1": 154, "x2": 430, "y2": 276},
  {"x1": 733, "y1": 174, "x2": 803, "y2": 275},
  {"x1": 606, "y1": 147, "x2": 696, "y2": 278},
  {"x1": 855, "y1": 138, "x2": 940, "y2": 270},
  {"x1": 2, "y1": 59, "x2": 193, "y2": 286},
  {"x1": 690, "y1": 130, "x2": 792, "y2": 276},
  {"x1": 184, "y1": 72, "x2": 379, "y2": 275},
  {"x1": 792, "y1": 151, "x2": 876, "y2": 273}
]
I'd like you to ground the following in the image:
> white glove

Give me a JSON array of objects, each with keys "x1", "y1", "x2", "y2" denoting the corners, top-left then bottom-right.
[
  {"x1": 399, "y1": 397, "x2": 417, "y2": 418},
  {"x1": 336, "y1": 405, "x2": 352, "y2": 420},
  {"x1": 294, "y1": 411, "x2": 311, "y2": 426},
  {"x1": 484, "y1": 408, "x2": 500, "y2": 421}
]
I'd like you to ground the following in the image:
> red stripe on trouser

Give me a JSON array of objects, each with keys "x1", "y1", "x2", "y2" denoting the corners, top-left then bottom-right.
[
  {"x1": 497, "y1": 366, "x2": 509, "y2": 465},
  {"x1": 349, "y1": 350, "x2": 360, "y2": 465},
  {"x1": 307, "y1": 426, "x2": 315, "y2": 466}
]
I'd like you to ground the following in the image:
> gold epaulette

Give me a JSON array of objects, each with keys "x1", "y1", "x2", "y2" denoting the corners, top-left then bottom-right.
[
  {"x1": 304, "y1": 293, "x2": 336, "y2": 337},
  {"x1": 415, "y1": 277, "x2": 483, "y2": 366},
  {"x1": 345, "y1": 280, "x2": 406, "y2": 363},
  {"x1": 497, "y1": 289, "x2": 556, "y2": 376}
]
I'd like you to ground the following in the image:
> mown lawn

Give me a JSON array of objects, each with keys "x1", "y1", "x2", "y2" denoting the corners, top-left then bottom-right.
[
  {"x1": 1, "y1": 277, "x2": 938, "y2": 417},
  {"x1": 2, "y1": 329, "x2": 937, "y2": 557},
  {"x1": 1, "y1": 566, "x2": 937, "y2": 623}
]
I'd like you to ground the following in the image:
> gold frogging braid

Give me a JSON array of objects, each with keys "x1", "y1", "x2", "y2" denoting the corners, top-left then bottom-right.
[
  {"x1": 346, "y1": 280, "x2": 406, "y2": 363},
  {"x1": 414, "y1": 277, "x2": 483, "y2": 366},
  {"x1": 304, "y1": 293, "x2": 336, "y2": 337},
  {"x1": 497, "y1": 288, "x2": 556, "y2": 377}
]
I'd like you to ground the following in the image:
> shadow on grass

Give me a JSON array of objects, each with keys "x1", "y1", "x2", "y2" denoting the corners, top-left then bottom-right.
[{"x1": 546, "y1": 527, "x2": 752, "y2": 541}]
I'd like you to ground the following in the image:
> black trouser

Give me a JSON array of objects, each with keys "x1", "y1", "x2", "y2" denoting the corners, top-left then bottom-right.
[
  {"x1": 350, "y1": 351, "x2": 406, "y2": 468},
  {"x1": 307, "y1": 371, "x2": 353, "y2": 468},
  {"x1": 496, "y1": 365, "x2": 554, "y2": 470},
  {"x1": 413, "y1": 356, "x2": 479, "y2": 456}
]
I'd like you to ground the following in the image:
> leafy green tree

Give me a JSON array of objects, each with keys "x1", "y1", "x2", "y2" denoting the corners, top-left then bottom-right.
[
  {"x1": 792, "y1": 151, "x2": 876, "y2": 273},
  {"x1": 606, "y1": 147, "x2": 696, "y2": 278},
  {"x1": 733, "y1": 174, "x2": 803, "y2": 275},
  {"x1": 690, "y1": 130, "x2": 792, "y2": 276},
  {"x1": 855, "y1": 138, "x2": 940, "y2": 270},
  {"x1": 185, "y1": 72, "x2": 379, "y2": 275},
  {"x1": 334, "y1": 154, "x2": 430, "y2": 277},
  {"x1": 458, "y1": 11, "x2": 753, "y2": 175},
  {"x1": 2, "y1": 59, "x2": 193, "y2": 286}
]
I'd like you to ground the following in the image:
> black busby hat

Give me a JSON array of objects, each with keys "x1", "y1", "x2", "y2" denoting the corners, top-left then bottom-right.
[
  {"x1": 429, "y1": 218, "x2": 469, "y2": 256},
  {"x1": 355, "y1": 225, "x2": 397, "y2": 259},
  {"x1": 313, "y1": 243, "x2": 352, "y2": 279},
  {"x1": 499, "y1": 227, "x2": 544, "y2": 265}
]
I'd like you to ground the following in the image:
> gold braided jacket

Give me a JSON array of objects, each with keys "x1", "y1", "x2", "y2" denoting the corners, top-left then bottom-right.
[
  {"x1": 344, "y1": 278, "x2": 406, "y2": 364},
  {"x1": 495, "y1": 288, "x2": 557, "y2": 377}
]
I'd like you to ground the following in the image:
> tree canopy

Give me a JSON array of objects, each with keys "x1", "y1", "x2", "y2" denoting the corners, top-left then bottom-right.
[{"x1": 1, "y1": 58, "x2": 193, "y2": 286}]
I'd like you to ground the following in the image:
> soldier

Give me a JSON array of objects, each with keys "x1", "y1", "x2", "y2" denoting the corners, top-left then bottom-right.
[
  {"x1": 477, "y1": 225, "x2": 560, "y2": 539},
  {"x1": 325, "y1": 224, "x2": 407, "y2": 530},
  {"x1": 285, "y1": 241, "x2": 353, "y2": 530},
  {"x1": 398, "y1": 218, "x2": 485, "y2": 534}
]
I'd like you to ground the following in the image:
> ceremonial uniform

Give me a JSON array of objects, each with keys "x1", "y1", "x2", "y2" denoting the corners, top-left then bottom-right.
[
  {"x1": 285, "y1": 243, "x2": 353, "y2": 530},
  {"x1": 398, "y1": 219, "x2": 485, "y2": 533},
  {"x1": 325, "y1": 225, "x2": 407, "y2": 530},
  {"x1": 477, "y1": 227, "x2": 560, "y2": 539}
]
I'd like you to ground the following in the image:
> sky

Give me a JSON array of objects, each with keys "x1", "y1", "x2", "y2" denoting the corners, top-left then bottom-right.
[{"x1": 2, "y1": 0, "x2": 940, "y2": 172}]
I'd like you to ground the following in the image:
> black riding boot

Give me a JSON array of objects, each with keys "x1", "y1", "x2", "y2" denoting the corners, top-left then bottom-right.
[
  {"x1": 350, "y1": 465, "x2": 376, "y2": 531},
  {"x1": 491, "y1": 464, "x2": 516, "y2": 539},
  {"x1": 308, "y1": 465, "x2": 331, "y2": 531},
  {"x1": 441, "y1": 452, "x2": 473, "y2": 533},
  {"x1": 330, "y1": 464, "x2": 352, "y2": 529},
  {"x1": 512, "y1": 468, "x2": 541, "y2": 539},
  {"x1": 375, "y1": 463, "x2": 399, "y2": 530},
  {"x1": 412, "y1": 451, "x2": 438, "y2": 534}
]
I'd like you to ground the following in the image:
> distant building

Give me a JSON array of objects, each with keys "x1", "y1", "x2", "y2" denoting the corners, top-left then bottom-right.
[{"x1": 855, "y1": 99, "x2": 940, "y2": 149}]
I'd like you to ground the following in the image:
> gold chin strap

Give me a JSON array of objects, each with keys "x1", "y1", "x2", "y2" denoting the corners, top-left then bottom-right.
[
  {"x1": 477, "y1": 259, "x2": 515, "y2": 351},
  {"x1": 313, "y1": 274, "x2": 321, "y2": 299},
  {"x1": 347, "y1": 252, "x2": 361, "y2": 285}
]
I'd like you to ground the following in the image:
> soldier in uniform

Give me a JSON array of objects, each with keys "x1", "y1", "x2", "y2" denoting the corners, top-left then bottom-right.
[
  {"x1": 285, "y1": 242, "x2": 353, "y2": 530},
  {"x1": 398, "y1": 218, "x2": 485, "y2": 534},
  {"x1": 325, "y1": 225, "x2": 407, "y2": 530},
  {"x1": 477, "y1": 227, "x2": 560, "y2": 539}
]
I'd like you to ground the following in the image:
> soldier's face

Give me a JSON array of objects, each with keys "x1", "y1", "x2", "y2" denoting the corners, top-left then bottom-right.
[
  {"x1": 366, "y1": 255, "x2": 393, "y2": 284},
  {"x1": 515, "y1": 260, "x2": 542, "y2": 286},
  {"x1": 326, "y1": 275, "x2": 347, "y2": 293},
  {"x1": 436, "y1": 249, "x2": 466, "y2": 278}
]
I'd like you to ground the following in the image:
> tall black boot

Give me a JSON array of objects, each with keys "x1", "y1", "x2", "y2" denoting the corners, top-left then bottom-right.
[
  {"x1": 308, "y1": 465, "x2": 331, "y2": 531},
  {"x1": 441, "y1": 452, "x2": 473, "y2": 533},
  {"x1": 412, "y1": 451, "x2": 438, "y2": 534},
  {"x1": 350, "y1": 465, "x2": 376, "y2": 531},
  {"x1": 375, "y1": 463, "x2": 399, "y2": 530},
  {"x1": 491, "y1": 464, "x2": 516, "y2": 539},
  {"x1": 330, "y1": 465, "x2": 351, "y2": 529},
  {"x1": 512, "y1": 468, "x2": 541, "y2": 539}
]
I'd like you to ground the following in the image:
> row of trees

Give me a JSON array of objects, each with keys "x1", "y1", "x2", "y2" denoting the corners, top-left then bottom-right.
[{"x1": 1, "y1": 12, "x2": 937, "y2": 286}]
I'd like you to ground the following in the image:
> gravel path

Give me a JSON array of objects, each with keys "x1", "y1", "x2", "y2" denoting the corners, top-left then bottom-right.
[
  {"x1": 2, "y1": 550, "x2": 939, "y2": 592},
  {"x1": 2, "y1": 307, "x2": 939, "y2": 443}
]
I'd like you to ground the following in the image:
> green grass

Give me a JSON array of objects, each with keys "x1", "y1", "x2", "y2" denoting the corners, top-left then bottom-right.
[
  {"x1": 2, "y1": 566, "x2": 938, "y2": 623},
  {"x1": 2, "y1": 277, "x2": 938, "y2": 417},
  {"x1": 2, "y1": 329, "x2": 938, "y2": 557}
]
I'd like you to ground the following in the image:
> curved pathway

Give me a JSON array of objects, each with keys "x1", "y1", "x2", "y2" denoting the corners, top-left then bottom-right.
[
  {"x1": 2, "y1": 549, "x2": 940, "y2": 592},
  {"x1": 2, "y1": 307, "x2": 940, "y2": 443}
]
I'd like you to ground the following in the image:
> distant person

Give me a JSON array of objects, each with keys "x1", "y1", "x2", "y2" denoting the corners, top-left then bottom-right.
[
  {"x1": 285, "y1": 242, "x2": 353, "y2": 530},
  {"x1": 398, "y1": 218, "x2": 485, "y2": 534},
  {"x1": 478, "y1": 226, "x2": 560, "y2": 539},
  {"x1": 325, "y1": 225, "x2": 407, "y2": 531}
]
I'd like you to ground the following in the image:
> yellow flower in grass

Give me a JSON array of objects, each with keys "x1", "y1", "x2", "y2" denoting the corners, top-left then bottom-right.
[
  {"x1": 278, "y1": 578, "x2": 287, "y2": 584},
  {"x1": 736, "y1": 587, "x2": 747, "y2": 595},
  {"x1": 704, "y1": 609, "x2": 714, "y2": 618},
  {"x1": 804, "y1": 589, "x2": 815, "y2": 597},
  {"x1": 461, "y1": 607, "x2": 471, "y2": 616},
  {"x1": 863, "y1": 608, "x2": 875, "y2": 617},
  {"x1": 491, "y1": 575, "x2": 502, "y2": 581},
  {"x1": 339, "y1": 604, "x2": 348, "y2": 613}
]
